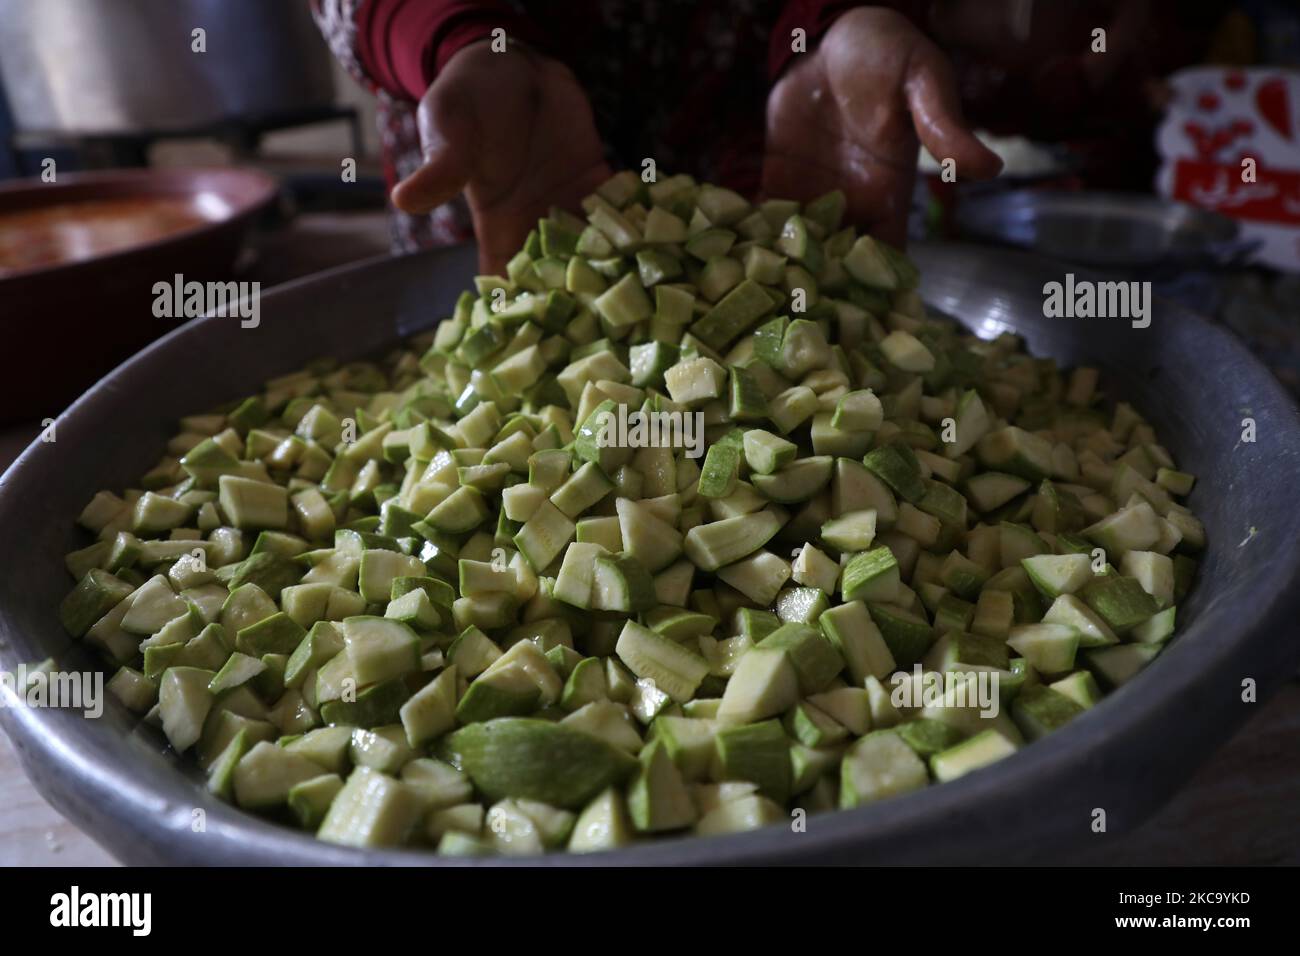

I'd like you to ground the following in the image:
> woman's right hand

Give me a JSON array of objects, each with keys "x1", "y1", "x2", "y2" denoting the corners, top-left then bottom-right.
[
  {"x1": 763, "y1": 7, "x2": 1002, "y2": 246},
  {"x1": 392, "y1": 41, "x2": 610, "y2": 276}
]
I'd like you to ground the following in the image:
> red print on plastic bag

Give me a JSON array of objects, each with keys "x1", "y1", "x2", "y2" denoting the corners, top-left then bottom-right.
[
  {"x1": 1157, "y1": 67, "x2": 1300, "y2": 270},
  {"x1": 1255, "y1": 78, "x2": 1292, "y2": 141}
]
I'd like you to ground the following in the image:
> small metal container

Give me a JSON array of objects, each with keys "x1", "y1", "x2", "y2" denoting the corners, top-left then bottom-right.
[{"x1": 956, "y1": 190, "x2": 1251, "y2": 270}]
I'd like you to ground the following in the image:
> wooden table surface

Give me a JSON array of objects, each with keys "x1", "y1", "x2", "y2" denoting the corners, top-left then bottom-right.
[{"x1": 3, "y1": 210, "x2": 1296, "y2": 867}]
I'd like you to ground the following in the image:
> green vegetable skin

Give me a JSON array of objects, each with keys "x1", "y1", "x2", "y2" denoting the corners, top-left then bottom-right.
[{"x1": 60, "y1": 170, "x2": 1205, "y2": 856}]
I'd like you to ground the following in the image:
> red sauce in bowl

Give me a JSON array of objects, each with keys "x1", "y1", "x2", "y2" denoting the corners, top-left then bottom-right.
[{"x1": 0, "y1": 197, "x2": 209, "y2": 277}]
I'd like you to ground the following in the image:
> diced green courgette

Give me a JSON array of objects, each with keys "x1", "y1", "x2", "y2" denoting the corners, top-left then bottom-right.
[{"x1": 59, "y1": 169, "x2": 1205, "y2": 858}]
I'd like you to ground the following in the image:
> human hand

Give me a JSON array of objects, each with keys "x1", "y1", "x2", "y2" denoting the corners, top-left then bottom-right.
[
  {"x1": 391, "y1": 41, "x2": 610, "y2": 275},
  {"x1": 763, "y1": 7, "x2": 1002, "y2": 246}
]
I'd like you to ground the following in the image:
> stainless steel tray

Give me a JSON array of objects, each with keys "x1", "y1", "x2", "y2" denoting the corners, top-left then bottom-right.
[{"x1": 3, "y1": 242, "x2": 1298, "y2": 865}]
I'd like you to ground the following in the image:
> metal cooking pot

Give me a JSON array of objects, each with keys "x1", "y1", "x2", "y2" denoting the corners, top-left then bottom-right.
[
  {"x1": 1, "y1": 242, "x2": 1298, "y2": 864},
  {"x1": 0, "y1": 0, "x2": 335, "y2": 136}
]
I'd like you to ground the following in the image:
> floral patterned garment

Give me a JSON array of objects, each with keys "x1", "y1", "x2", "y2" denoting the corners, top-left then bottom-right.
[{"x1": 312, "y1": 0, "x2": 466, "y2": 253}]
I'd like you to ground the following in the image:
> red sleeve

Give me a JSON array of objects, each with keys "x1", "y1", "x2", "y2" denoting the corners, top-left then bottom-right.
[
  {"x1": 768, "y1": 1, "x2": 930, "y2": 81},
  {"x1": 354, "y1": 0, "x2": 548, "y2": 101}
]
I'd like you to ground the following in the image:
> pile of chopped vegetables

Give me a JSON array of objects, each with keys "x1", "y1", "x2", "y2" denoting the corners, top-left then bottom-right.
[{"x1": 57, "y1": 171, "x2": 1203, "y2": 855}]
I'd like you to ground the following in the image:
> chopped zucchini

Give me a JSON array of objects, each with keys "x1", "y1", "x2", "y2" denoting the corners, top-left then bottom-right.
[{"x1": 58, "y1": 169, "x2": 1206, "y2": 858}]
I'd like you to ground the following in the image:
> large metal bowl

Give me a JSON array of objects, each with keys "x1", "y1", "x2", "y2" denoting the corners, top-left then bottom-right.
[{"x1": 2, "y1": 242, "x2": 1298, "y2": 865}]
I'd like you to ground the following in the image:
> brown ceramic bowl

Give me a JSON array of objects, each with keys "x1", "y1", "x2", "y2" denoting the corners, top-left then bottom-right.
[{"x1": 0, "y1": 167, "x2": 279, "y2": 423}]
